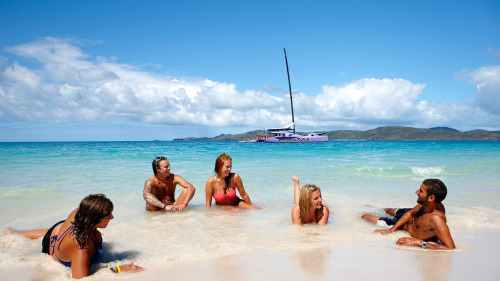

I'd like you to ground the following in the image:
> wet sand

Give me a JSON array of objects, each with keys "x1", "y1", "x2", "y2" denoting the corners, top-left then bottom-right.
[
  {"x1": 106, "y1": 229, "x2": 500, "y2": 280},
  {"x1": 142, "y1": 229, "x2": 500, "y2": 281},
  {"x1": 1, "y1": 229, "x2": 499, "y2": 280},
  {"x1": 136, "y1": 230, "x2": 500, "y2": 281}
]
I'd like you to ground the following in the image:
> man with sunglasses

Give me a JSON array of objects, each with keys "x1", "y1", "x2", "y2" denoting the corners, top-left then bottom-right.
[{"x1": 143, "y1": 156, "x2": 196, "y2": 211}]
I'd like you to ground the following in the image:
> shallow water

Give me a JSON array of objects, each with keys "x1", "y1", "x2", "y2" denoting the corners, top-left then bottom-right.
[{"x1": 1, "y1": 140, "x2": 499, "y2": 280}]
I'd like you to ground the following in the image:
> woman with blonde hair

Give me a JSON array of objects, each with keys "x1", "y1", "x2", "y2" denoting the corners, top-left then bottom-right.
[
  {"x1": 205, "y1": 153, "x2": 259, "y2": 209},
  {"x1": 291, "y1": 175, "x2": 329, "y2": 225}
]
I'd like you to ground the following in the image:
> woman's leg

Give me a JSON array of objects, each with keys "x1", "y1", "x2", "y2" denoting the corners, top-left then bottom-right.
[{"x1": 4, "y1": 228, "x2": 49, "y2": 239}]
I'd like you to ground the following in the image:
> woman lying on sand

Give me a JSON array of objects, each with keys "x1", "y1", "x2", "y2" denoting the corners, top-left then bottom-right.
[
  {"x1": 291, "y1": 175, "x2": 329, "y2": 225},
  {"x1": 4, "y1": 194, "x2": 143, "y2": 279},
  {"x1": 205, "y1": 153, "x2": 260, "y2": 209}
]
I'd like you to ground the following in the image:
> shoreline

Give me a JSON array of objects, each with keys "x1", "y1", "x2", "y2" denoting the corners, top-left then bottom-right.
[
  {"x1": 132, "y1": 228, "x2": 500, "y2": 281},
  {"x1": 2, "y1": 229, "x2": 498, "y2": 281}
]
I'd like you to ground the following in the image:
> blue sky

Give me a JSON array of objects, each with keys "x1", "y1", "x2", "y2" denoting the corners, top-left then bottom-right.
[{"x1": 1, "y1": 0, "x2": 499, "y2": 141}]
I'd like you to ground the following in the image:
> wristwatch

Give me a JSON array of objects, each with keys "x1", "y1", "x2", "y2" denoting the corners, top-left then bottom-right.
[{"x1": 421, "y1": 241, "x2": 428, "y2": 249}]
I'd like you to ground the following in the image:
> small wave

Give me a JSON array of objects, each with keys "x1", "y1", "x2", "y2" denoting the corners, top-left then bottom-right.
[
  {"x1": 351, "y1": 166, "x2": 396, "y2": 177},
  {"x1": 449, "y1": 206, "x2": 500, "y2": 231},
  {"x1": 0, "y1": 186, "x2": 58, "y2": 197},
  {"x1": 410, "y1": 166, "x2": 444, "y2": 177},
  {"x1": 355, "y1": 166, "x2": 394, "y2": 173},
  {"x1": 347, "y1": 166, "x2": 414, "y2": 179}
]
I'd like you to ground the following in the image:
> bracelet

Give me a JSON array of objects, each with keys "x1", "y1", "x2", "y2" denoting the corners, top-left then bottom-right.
[
  {"x1": 181, "y1": 203, "x2": 187, "y2": 206},
  {"x1": 116, "y1": 265, "x2": 121, "y2": 273},
  {"x1": 163, "y1": 203, "x2": 168, "y2": 209}
]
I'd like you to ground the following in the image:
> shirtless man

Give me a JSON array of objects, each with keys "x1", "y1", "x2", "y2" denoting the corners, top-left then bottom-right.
[
  {"x1": 143, "y1": 156, "x2": 196, "y2": 211},
  {"x1": 361, "y1": 179, "x2": 455, "y2": 250}
]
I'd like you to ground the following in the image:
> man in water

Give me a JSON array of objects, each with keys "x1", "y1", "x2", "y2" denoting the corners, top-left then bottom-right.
[
  {"x1": 361, "y1": 179, "x2": 455, "y2": 250},
  {"x1": 143, "y1": 156, "x2": 196, "y2": 211}
]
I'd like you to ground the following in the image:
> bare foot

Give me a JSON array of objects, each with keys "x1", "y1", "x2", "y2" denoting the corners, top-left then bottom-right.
[{"x1": 3, "y1": 228, "x2": 16, "y2": 235}]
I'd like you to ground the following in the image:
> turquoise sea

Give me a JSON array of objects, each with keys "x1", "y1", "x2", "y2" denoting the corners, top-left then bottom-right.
[{"x1": 1, "y1": 140, "x2": 500, "y2": 280}]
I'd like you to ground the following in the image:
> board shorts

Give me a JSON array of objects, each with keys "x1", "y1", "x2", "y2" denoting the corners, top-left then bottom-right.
[{"x1": 377, "y1": 208, "x2": 412, "y2": 228}]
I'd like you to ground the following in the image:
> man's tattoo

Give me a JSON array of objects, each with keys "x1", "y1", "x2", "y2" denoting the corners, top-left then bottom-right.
[{"x1": 143, "y1": 181, "x2": 164, "y2": 208}]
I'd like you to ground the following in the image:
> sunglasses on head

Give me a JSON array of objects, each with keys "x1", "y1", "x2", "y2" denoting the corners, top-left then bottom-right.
[{"x1": 154, "y1": 155, "x2": 167, "y2": 166}]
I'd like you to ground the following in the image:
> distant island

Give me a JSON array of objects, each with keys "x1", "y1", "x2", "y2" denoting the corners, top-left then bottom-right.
[{"x1": 173, "y1": 126, "x2": 500, "y2": 141}]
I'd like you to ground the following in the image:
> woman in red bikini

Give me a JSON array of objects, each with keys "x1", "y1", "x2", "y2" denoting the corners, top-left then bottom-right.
[
  {"x1": 4, "y1": 194, "x2": 143, "y2": 279},
  {"x1": 205, "y1": 153, "x2": 260, "y2": 209}
]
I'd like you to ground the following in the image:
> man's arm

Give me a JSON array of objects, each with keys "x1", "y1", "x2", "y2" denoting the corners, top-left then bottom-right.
[
  {"x1": 173, "y1": 174, "x2": 196, "y2": 210},
  {"x1": 375, "y1": 204, "x2": 421, "y2": 235},
  {"x1": 395, "y1": 215, "x2": 455, "y2": 250},
  {"x1": 429, "y1": 214, "x2": 455, "y2": 249},
  {"x1": 142, "y1": 179, "x2": 167, "y2": 210},
  {"x1": 396, "y1": 236, "x2": 454, "y2": 250}
]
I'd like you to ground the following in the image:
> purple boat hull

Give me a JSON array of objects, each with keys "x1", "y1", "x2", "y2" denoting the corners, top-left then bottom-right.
[{"x1": 253, "y1": 131, "x2": 328, "y2": 143}]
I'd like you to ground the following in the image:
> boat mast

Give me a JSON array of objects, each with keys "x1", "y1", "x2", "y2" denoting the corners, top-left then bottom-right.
[{"x1": 283, "y1": 48, "x2": 295, "y2": 133}]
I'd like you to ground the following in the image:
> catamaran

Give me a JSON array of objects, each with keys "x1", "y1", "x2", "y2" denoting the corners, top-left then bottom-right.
[{"x1": 253, "y1": 49, "x2": 328, "y2": 143}]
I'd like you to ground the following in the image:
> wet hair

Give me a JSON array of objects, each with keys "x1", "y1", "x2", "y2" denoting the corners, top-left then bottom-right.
[
  {"x1": 423, "y1": 179, "x2": 447, "y2": 203},
  {"x1": 152, "y1": 156, "x2": 167, "y2": 176},
  {"x1": 299, "y1": 184, "x2": 322, "y2": 224},
  {"x1": 71, "y1": 194, "x2": 113, "y2": 249},
  {"x1": 214, "y1": 153, "x2": 232, "y2": 188}
]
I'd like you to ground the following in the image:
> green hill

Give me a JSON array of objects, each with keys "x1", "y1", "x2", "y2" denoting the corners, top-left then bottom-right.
[{"x1": 173, "y1": 126, "x2": 500, "y2": 141}]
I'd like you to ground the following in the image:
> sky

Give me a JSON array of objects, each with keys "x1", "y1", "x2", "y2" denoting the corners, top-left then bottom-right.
[{"x1": 0, "y1": 0, "x2": 499, "y2": 141}]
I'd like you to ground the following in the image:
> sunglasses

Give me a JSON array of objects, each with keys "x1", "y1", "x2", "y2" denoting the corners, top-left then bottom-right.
[{"x1": 154, "y1": 155, "x2": 167, "y2": 166}]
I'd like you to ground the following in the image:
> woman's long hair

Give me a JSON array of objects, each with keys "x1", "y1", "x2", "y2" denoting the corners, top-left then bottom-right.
[
  {"x1": 214, "y1": 153, "x2": 232, "y2": 189},
  {"x1": 71, "y1": 194, "x2": 113, "y2": 249},
  {"x1": 299, "y1": 185, "x2": 322, "y2": 224}
]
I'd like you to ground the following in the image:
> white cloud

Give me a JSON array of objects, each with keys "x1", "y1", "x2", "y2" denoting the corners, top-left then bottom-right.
[
  {"x1": 0, "y1": 37, "x2": 283, "y2": 127},
  {"x1": 292, "y1": 75, "x2": 500, "y2": 130},
  {"x1": 456, "y1": 65, "x2": 500, "y2": 115},
  {"x1": 1, "y1": 37, "x2": 500, "y2": 132},
  {"x1": 315, "y1": 78, "x2": 425, "y2": 121}
]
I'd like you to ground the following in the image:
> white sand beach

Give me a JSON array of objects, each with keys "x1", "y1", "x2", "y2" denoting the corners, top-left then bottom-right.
[
  {"x1": 133, "y1": 229, "x2": 500, "y2": 281},
  {"x1": 2, "y1": 229, "x2": 499, "y2": 281}
]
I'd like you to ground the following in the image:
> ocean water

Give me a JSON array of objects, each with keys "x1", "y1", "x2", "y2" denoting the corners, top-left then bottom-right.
[{"x1": 1, "y1": 140, "x2": 500, "y2": 280}]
